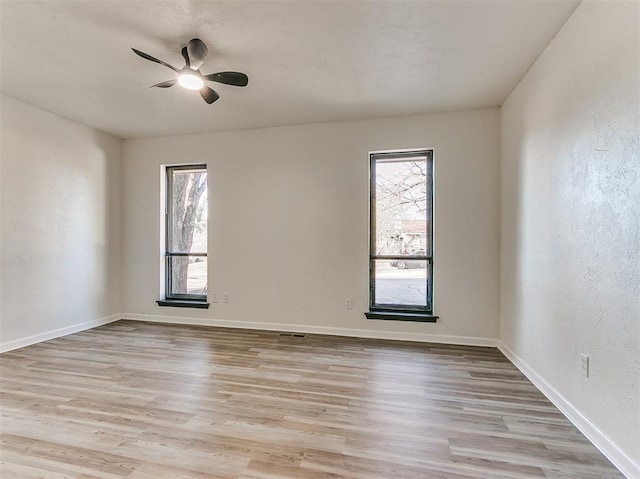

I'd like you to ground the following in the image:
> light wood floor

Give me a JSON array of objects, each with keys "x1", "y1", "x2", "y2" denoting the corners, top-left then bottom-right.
[{"x1": 0, "y1": 320, "x2": 623, "y2": 479}]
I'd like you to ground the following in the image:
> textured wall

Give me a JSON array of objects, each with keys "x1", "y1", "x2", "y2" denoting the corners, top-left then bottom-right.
[
  {"x1": 122, "y1": 108, "x2": 500, "y2": 342},
  {"x1": 501, "y1": 0, "x2": 639, "y2": 466},
  {"x1": 0, "y1": 95, "x2": 122, "y2": 345}
]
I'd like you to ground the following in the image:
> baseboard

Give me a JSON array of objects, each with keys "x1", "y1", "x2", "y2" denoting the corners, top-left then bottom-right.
[
  {"x1": 498, "y1": 341, "x2": 639, "y2": 479},
  {"x1": 121, "y1": 312, "x2": 498, "y2": 348},
  {"x1": 0, "y1": 314, "x2": 121, "y2": 353}
]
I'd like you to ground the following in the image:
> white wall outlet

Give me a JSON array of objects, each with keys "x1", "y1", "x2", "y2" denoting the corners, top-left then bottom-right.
[
  {"x1": 211, "y1": 292, "x2": 218, "y2": 303},
  {"x1": 581, "y1": 354, "x2": 589, "y2": 377},
  {"x1": 346, "y1": 298, "x2": 353, "y2": 310},
  {"x1": 223, "y1": 292, "x2": 229, "y2": 303}
]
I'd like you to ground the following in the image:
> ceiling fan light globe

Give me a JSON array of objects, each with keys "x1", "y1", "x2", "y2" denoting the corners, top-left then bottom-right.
[{"x1": 178, "y1": 73, "x2": 204, "y2": 90}]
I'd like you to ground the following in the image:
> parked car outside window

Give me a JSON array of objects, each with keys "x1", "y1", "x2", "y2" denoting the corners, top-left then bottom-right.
[{"x1": 390, "y1": 250, "x2": 426, "y2": 269}]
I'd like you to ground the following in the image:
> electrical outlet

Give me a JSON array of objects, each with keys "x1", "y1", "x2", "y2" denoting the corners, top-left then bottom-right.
[
  {"x1": 346, "y1": 298, "x2": 353, "y2": 310},
  {"x1": 223, "y1": 292, "x2": 230, "y2": 303},
  {"x1": 211, "y1": 292, "x2": 218, "y2": 303},
  {"x1": 581, "y1": 354, "x2": 589, "y2": 377}
]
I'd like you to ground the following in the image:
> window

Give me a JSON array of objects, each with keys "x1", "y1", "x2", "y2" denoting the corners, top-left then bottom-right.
[
  {"x1": 161, "y1": 164, "x2": 208, "y2": 306},
  {"x1": 367, "y1": 150, "x2": 435, "y2": 320}
]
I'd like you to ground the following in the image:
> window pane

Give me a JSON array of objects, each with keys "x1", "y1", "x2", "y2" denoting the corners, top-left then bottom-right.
[
  {"x1": 166, "y1": 165, "x2": 207, "y2": 301},
  {"x1": 369, "y1": 151, "x2": 434, "y2": 313},
  {"x1": 170, "y1": 256, "x2": 208, "y2": 296},
  {"x1": 375, "y1": 158, "x2": 431, "y2": 256},
  {"x1": 373, "y1": 259, "x2": 429, "y2": 307},
  {"x1": 170, "y1": 169, "x2": 208, "y2": 253}
]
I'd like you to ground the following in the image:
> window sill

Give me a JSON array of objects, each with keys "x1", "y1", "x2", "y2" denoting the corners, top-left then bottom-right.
[
  {"x1": 365, "y1": 311, "x2": 438, "y2": 322},
  {"x1": 157, "y1": 299, "x2": 210, "y2": 309}
]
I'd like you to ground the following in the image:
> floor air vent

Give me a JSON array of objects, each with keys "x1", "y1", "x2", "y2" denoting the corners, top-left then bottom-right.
[{"x1": 279, "y1": 333, "x2": 307, "y2": 338}]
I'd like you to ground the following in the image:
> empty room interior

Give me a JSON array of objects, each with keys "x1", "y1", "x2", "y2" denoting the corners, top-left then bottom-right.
[{"x1": 0, "y1": 0, "x2": 638, "y2": 478}]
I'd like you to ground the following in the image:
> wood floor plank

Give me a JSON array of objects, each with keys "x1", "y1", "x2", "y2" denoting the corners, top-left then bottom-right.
[{"x1": 0, "y1": 320, "x2": 624, "y2": 478}]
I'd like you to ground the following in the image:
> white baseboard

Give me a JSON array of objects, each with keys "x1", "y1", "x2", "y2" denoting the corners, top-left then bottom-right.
[
  {"x1": 0, "y1": 314, "x2": 121, "y2": 353},
  {"x1": 121, "y1": 312, "x2": 498, "y2": 348},
  {"x1": 498, "y1": 341, "x2": 639, "y2": 479}
]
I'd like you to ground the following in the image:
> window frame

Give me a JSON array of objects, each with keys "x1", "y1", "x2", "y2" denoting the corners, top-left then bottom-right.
[
  {"x1": 164, "y1": 164, "x2": 208, "y2": 303},
  {"x1": 368, "y1": 149, "x2": 435, "y2": 318}
]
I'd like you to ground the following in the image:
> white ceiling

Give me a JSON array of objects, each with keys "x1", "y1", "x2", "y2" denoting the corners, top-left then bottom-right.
[{"x1": 1, "y1": 0, "x2": 579, "y2": 139}]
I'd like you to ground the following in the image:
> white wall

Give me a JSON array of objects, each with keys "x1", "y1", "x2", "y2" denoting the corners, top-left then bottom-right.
[
  {"x1": 0, "y1": 95, "x2": 122, "y2": 350},
  {"x1": 122, "y1": 108, "x2": 500, "y2": 343},
  {"x1": 500, "y1": 0, "x2": 639, "y2": 473}
]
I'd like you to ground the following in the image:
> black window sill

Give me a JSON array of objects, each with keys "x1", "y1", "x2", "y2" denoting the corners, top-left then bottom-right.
[
  {"x1": 157, "y1": 300, "x2": 210, "y2": 309},
  {"x1": 365, "y1": 311, "x2": 438, "y2": 322}
]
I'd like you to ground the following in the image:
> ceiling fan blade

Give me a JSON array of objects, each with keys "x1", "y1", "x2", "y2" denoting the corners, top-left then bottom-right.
[
  {"x1": 200, "y1": 86, "x2": 220, "y2": 104},
  {"x1": 132, "y1": 48, "x2": 179, "y2": 73},
  {"x1": 150, "y1": 79, "x2": 177, "y2": 88},
  {"x1": 181, "y1": 47, "x2": 190, "y2": 68},
  {"x1": 187, "y1": 38, "x2": 208, "y2": 70},
  {"x1": 203, "y1": 71, "x2": 249, "y2": 87}
]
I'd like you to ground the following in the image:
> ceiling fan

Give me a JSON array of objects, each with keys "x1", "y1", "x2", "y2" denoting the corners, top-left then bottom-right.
[{"x1": 132, "y1": 38, "x2": 248, "y2": 104}]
